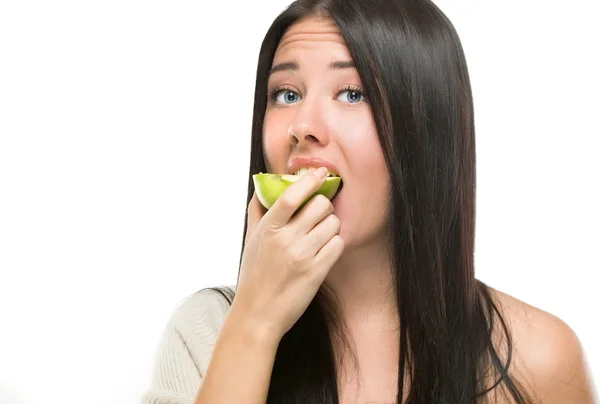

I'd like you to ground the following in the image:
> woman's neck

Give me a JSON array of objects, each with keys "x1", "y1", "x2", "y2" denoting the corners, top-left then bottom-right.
[{"x1": 324, "y1": 236, "x2": 398, "y2": 329}]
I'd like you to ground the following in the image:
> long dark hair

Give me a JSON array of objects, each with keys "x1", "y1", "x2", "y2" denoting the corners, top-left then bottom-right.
[{"x1": 206, "y1": 0, "x2": 538, "y2": 402}]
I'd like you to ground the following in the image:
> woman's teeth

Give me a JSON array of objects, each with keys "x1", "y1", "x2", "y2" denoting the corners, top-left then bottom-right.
[{"x1": 294, "y1": 167, "x2": 339, "y2": 177}]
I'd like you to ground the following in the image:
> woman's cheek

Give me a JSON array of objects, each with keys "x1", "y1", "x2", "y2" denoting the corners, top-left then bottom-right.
[{"x1": 262, "y1": 120, "x2": 289, "y2": 171}]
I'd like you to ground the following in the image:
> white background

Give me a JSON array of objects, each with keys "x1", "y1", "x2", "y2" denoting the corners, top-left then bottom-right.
[{"x1": 1, "y1": 0, "x2": 598, "y2": 403}]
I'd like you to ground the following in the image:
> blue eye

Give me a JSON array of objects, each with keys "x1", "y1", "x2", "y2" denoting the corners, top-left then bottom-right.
[
  {"x1": 273, "y1": 89, "x2": 300, "y2": 105},
  {"x1": 336, "y1": 89, "x2": 364, "y2": 103},
  {"x1": 269, "y1": 85, "x2": 366, "y2": 105}
]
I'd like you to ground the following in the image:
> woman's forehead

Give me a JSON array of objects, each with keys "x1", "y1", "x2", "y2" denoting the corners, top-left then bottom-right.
[{"x1": 276, "y1": 15, "x2": 346, "y2": 53}]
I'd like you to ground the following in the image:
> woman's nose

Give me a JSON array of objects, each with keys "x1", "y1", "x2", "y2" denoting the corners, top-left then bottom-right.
[{"x1": 287, "y1": 103, "x2": 329, "y2": 146}]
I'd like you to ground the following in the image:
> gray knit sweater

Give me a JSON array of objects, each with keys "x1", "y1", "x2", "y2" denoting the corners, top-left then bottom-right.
[{"x1": 139, "y1": 285, "x2": 236, "y2": 404}]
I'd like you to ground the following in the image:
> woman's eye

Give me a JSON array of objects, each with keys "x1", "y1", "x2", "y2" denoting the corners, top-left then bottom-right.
[
  {"x1": 274, "y1": 90, "x2": 300, "y2": 105},
  {"x1": 272, "y1": 88, "x2": 365, "y2": 105},
  {"x1": 337, "y1": 90, "x2": 364, "y2": 103}
]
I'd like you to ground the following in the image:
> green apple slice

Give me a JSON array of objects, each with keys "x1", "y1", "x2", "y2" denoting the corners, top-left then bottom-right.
[{"x1": 252, "y1": 172, "x2": 342, "y2": 211}]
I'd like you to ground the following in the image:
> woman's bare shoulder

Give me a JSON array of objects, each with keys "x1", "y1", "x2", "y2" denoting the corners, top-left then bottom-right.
[{"x1": 486, "y1": 286, "x2": 596, "y2": 403}]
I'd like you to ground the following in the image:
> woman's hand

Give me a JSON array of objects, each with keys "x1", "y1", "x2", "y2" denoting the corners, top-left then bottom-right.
[{"x1": 231, "y1": 167, "x2": 344, "y2": 342}]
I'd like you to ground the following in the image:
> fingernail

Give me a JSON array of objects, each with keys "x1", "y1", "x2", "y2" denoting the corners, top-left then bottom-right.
[{"x1": 315, "y1": 167, "x2": 328, "y2": 178}]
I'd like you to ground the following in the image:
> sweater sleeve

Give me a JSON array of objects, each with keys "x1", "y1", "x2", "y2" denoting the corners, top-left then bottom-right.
[{"x1": 139, "y1": 287, "x2": 233, "y2": 404}]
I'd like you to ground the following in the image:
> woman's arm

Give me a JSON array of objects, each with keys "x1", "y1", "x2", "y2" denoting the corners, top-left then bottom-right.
[{"x1": 193, "y1": 307, "x2": 281, "y2": 404}]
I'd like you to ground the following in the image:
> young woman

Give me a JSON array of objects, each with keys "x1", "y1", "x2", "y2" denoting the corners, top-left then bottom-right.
[{"x1": 141, "y1": 0, "x2": 596, "y2": 403}]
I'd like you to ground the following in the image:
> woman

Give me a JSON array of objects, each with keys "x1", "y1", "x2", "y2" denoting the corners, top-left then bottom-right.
[{"x1": 141, "y1": 0, "x2": 596, "y2": 403}]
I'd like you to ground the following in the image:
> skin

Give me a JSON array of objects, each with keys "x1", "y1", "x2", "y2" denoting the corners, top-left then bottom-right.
[
  {"x1": 485, "y1": 287, "x2": 597, "y2": 403},
  {"x1": 263, "y1": 13, "x2": 395, "y2": 322},
  {"x1": 261, "y1": 14, "x2": 597, "y2": 404}
]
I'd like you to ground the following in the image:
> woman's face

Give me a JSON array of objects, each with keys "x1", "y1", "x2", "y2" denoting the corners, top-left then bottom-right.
[{"x1": 263, "y1": 15, "x2": 391, "y2": 249}]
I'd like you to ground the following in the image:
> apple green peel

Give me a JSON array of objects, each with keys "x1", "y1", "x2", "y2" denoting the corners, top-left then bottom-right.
[{"x1": 252, "y1": 173, "x2": 342, "y2": 211}]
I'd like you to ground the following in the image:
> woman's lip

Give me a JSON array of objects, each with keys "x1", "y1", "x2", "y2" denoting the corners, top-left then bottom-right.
[{"x1": 287, "y1": 157, "x2": 340, "y2": 176}]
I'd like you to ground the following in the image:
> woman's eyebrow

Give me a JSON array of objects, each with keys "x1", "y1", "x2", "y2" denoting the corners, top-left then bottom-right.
[{"x1": 268, "y1": 60, "x2": 355, "y2": 77}]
